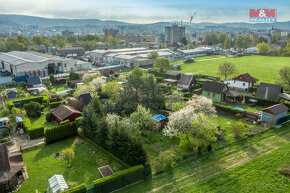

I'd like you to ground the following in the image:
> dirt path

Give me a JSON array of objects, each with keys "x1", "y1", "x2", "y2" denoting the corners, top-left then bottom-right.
[
  {"x1": 147, "y1": 130, "x2": 290, "y2": 193},
  {"x1": 197, "y1": 56, "x2": 226, "y2": 62}
]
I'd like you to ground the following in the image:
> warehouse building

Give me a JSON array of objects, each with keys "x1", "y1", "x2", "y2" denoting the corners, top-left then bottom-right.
[{"x1": 0, "y1": 51, "x2": 91, "y2": 77}]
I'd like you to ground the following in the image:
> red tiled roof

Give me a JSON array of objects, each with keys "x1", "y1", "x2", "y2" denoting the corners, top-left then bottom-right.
[{"x1": 233, "y1": 73, "x2": 257, "y2": 83}]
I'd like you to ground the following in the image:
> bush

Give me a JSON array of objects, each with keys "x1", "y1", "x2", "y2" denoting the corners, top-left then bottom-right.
[
  {"x1": 230, "y1": 121, "x2": 246, "y2": 139},
  {"x1": 23, "y1": 118, "x2": 32, "y2": 129},
  {"x1": 45, "y1": 122, "x2": 78, "y2": 144},
  {"x1": 9, "y1": 96, "x2": 45, "y2": 109},
  {"x1": 93, "y1": 165, "x2": 144, "y2": 193},
  {"x1": 24, "y1": 101, "x2": 41, "y2": 117},
  {"x1": 49, "y1": 101, "x2": 61, "y2": 108},
  {"x1": 27, "y1": 127, "x2": 44, "y2": 139},
  {"x1": 1, "y1": 138, "x2": 9, "y2": 143},
  {"x1": 46, "y1": 112, "x2": 54, "y2": 122},
  {"x1": 0, "y1": 108, "x2": 10, "y2": 117},
  {"x1": 154, "y1": 151, "x2": 177, "y2": 174},
  {"x1": 63, "y1": 183, "x2": 86, "y2": 193}
]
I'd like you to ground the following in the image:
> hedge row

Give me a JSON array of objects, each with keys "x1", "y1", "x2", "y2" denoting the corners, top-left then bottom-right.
[
  {"x1": 93, "y1": 165, "x2": 145, "y2": 193},
  {"x1": 27, "y1": 127, "x2": 44, "y2": 139},
  {"x1": 63, "y1": 183, "x2": 86, "y2": 193},
  {"x1": 8, "y1": 96, "x2": 49, "y2": 109},
  {"x1": 23, "y1": 118, "x2": 44, "y2": 139},
  {"x1": 60, "y1": 119, "x2": 70, "y2": 125},
  {"x1": 45, "y1": 122, "x2": 78, "y2": 144},
  {"x1": 149, "y1": 71, "x2": 168, "y2": 78},
  {"x1": 245, "y1": 95, "x2": 278, "y2": 107},
  {"x1": 214, "y1": 104, "x2": 246, "y2": 117},
  {"x1": 49, "y1": 101, "x2": 61, "y2": 108}
]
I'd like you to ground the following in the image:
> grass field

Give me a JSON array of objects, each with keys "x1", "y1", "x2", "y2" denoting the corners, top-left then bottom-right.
[
  {"x1": 18, "y1": 137, "x2": 125, "y2": 193},
  {"x1": 179, "y1": 142, "x2": 290, "y2": 193},
  {"x1": 118, "y1": 122, "x2": 290, "y2": 193},
  {"x1": 176, "y1": 55, "x2": 290, "y2": 83}
]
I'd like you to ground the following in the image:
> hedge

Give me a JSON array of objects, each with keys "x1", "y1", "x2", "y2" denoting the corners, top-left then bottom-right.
[
  {"x1": 8, "y1": 96, "x2": 48, "y2": 109},
  {"x1": 75, "y1": 116, "x2": 83, "y2": 126},
  {"x1": 93, "y1": 165, "x2": 144, "y2": 193},
  {"x1": 63, "y1": 183, "x2": 86, "y2": 193},
  {"x1": 49, "y1": 98, "x2": 58, "y2": 103},
  {"x1": 60, "y1": 119, "x2": 70, "y2": 125},
  {"x1": 49, "y1": 101, "x2": 61, "y2": 108},
  {"x1": 245, "y1": 96, "x2": 278, "y2": 107},
  {"x1": 23, "y1": 118, "x2": 32, "y2": 129},
  {"x1": 45, "y1": 122, "x2": 78, "y2": 144},
  {"x1": 27, "y1": 127, "x2": 44, "y2": 139},
  {"x1": 214, "y1": 104, "x2": 246, "y2": 117}
]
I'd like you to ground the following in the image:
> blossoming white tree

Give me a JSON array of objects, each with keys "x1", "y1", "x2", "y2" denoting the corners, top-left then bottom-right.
[
  {"x1": 73, "y1": 83, "x2": 98, "y2": 98},
  {"x1": 92, "y1": 77, "x2": 106, "y2": 89},
  {"x1": 187, "y1": 94, "x2": 217, "y2": 115}
]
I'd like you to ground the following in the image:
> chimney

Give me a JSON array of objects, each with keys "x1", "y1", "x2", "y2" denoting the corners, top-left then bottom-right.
[{"x1": 265, "y1": 86, "x2": 269, "y2": 100}]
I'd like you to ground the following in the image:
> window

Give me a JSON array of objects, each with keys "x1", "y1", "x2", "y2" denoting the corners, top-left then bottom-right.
[
  {"x1": 243, "y1": 83, "x2": 245, "y2": 86},
  {"x1": 213, "y1": 93, "x2": 216, "y2": 97},
  {"x1": 64, "y1": 63, "x2": 67, "y2": 67},
  {"x1": 207, "y1": 92, "x2": 210, "y2": 97}
]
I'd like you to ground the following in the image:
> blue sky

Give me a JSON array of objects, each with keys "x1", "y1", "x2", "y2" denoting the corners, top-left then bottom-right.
[{"x1": 0, "y1": 0, "x2": 289, "y2": 23}]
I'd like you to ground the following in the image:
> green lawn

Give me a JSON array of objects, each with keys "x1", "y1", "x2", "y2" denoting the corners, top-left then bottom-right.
[
  {"x1": 178, "y1": 55, "x2": 290, "y2": 83},
  {"x1": 18, "y1": 137, "x2": 125, "y2": 193},
  {"x1": 171, "y1": 55, "x2": 224, "y2": 65},
  {"x1": 118, "y1": 123, "x2": 290, "y2": 193},
  {"x1": 179, "y1": 142, "x2": 290, "y2": 193},
  {"x1": 50, "y1": 84, "x2": 67, "y2": 93},
  {"x1": 214, "y1": 102, "x2": 265, "y2": 113}
]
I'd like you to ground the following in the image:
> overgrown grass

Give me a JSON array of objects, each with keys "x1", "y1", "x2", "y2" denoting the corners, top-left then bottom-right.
[
  {"x1": 118, "y1": 123, "x2": 290, "y2": 193},
  {"x1": 18, "y1": 137, "x2": 125, "y2": 193},
  {"x1": 178, "y1": 55, "x2": 290, "y2": 83}
]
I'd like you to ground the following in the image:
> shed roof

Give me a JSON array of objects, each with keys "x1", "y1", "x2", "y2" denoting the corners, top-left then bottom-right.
[
  {"x1": 167, "y1": 71, "x2": 181, "y2": 76},
  {"x1": 178, "y1": 73, "x2": 195, "y2": 88},
  {"x1": 26, "y1": 76, "x2": 42, "y2": 85},
  {"x1": 152, "y1": 114, "x2": 166, "y2": 122},
  {"x1": 5, "y1": 88, "x2": 17, "y2": 94},
  {"x1": 202, "y1": 81, "x2": 228, "y2": 94},
  {"x1": 262, "y1": 103, "x2": 289, "y2": 115},
  {"x1": 98, "y1": 165, "x2": 114, "y2": 178},
  {"x1": 79, "y1": 93, "x2": 92, "y2": 106},
  {"x1": 255, "y1": 83, "x2": 283, "y2": 102},
  {"x1": 48, "y1": 175, "x2": 68, "y2": 193},
  {"x1": 51, "y1": 105, "x2": 81, "y2": 121}
]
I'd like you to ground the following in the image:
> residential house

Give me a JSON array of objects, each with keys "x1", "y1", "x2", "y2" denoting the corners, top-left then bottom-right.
[
  {"x1": 224, "y1": 73, "x2": 258, "y2": 91},
  {"x1": 0, "y1": 144, "x2": 24, "y2": 192},
  {"x1": 177, "y1": 73, "x2": 196, "y2": 91},
  {"x1": 261, "y1": 103, "x2": 289, "y2": 125},
  {"x1": 5, "y1": 88, "x2": 17, "y2": 99},
  {"x1": 255, "y1": 83, "x2": 283, "y2": 102},
  {"x1": 79, "y1": 93, "x2": 92, "y2": 106},
  {"x1": 202, "y1": 81, "x2": 229, "y2": 102},
  {"x1": 26, "y1": 76, "x2": 42, "y2": 88},
  {"x1": 51, "y1": 105, "x2": 82, "y2": 124}
]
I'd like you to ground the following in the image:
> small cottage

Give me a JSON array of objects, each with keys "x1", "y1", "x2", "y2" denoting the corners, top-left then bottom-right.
[
  {"x1": 261, "y1": 103, "x2": 289, "y2": 125},
  {"x1": 51, "y1": 105, "x2": 82, "y2": 124},
  {"x1": 165, "y1": 71, "x2": 182, "y2": 86},
  {"x1": 255, "y1": 83, "x2": 283, "y2": 102},
  {"x1": 177, "y1": 73, "x2": 196, "y2": 91},
  {"x1": 202, "y1": 81, "x2": 229, "y2": 102},
  {"x1": 224, "y1": 73, "x2": 258, "y2": 91},
  {"x1": 152, "y1": 114, "x2": 167, "y2": 131},
  {"x1": 5, "y1": 88, "x2": 17, "y2": 99}
]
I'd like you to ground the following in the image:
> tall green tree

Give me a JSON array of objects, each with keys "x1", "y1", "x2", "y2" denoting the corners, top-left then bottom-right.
[
  {"x1": 7, "y1": 37, "x2": 25, "y2": 51},
  {"x1": 147, "y1": 51, "x2": 159, "y2": 60},
  {"x1": 279, "y1": 66, "x2": 290, "y2": 88},
  {"x1": 224, "y1": 36, "x2": 231, "y2": 49},
  {"x1": 257, "y1": 42, "x2": 271, "y2": 55},
  {"x1": 154, "y1": 57, "x2": 171, "y2": 72}
]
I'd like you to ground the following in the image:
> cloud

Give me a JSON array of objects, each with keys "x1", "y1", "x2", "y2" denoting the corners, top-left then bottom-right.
[{"x1": 0, "y1": 0, "x2": 288, "y2": 23}]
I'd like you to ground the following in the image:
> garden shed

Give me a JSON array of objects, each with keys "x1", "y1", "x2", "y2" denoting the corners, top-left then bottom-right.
[
  {"x1": 261, "y1": 103, "x2": 289, "y2": 125},
  {"x1": 177, "y1": 73, "x2": 196, "y2": 91},
  {"x1": 152, "y1": 114, "x2": 167, "y2": 131},
  {"x1": 46, "y1": 174, "x2": 68, "y2": 193},
  {"x1": 98, "y1": 165, "x2": 114, "y2": 178},
  {"x1": 202, "y1": 81, "x2": 229, "y2": 102},
  {"x1": 5, "y1": 88, "x2": 17, "y2": 99},
  {"x1": 255, "y1": 83, "x2": 283, "y2": 102},
  {"x1": 51, "y1": 105, "x2": 82, "y2": 123}
]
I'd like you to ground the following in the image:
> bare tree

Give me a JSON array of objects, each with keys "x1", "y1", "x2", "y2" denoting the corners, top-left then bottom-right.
[{"x1": 218, "y1": 62, "x2": 237, "y2": 80}]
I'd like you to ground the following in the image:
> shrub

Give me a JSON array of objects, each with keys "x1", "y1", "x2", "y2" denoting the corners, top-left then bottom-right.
[
  {"x1": 24, "y1": 101, "x2": 41, "y2": 117},
  {"x1": 23, "y1": 118, "x2": 32, "y2": 129},
  {"x1": 60, "y1": 120, "x2": 70, "y2": 125},
  {"x1": 27, "y1": 127, "x2": 44, "y2": 139},
  {"x1": 46, "y1": 112, "x2": 54, "y2": 122},
  {"x1": 45, "y1": 122, "x2": 78, "y2": 144},
  {"x1": 64, "y1": 183, "x2": 86, "y2": 193},
  {"x1": 230, "y1": 121, "x2": 246, "y2": 139},
  {"x1": 49, "y1": 101, "x2": 61, "y2": 108},
  {"x1": 1, "y1": 138, "x2": 9, "y2": 143},
  {"x1": 154, "y1": 150, "x2": 177, "y2": 174},
  {"x1": 0, "y1": 108, "x2": 10, "y2": 117}
]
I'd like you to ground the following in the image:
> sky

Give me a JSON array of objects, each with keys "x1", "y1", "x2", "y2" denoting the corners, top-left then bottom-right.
[{"x1": 0, "y1": 0, "x2": 289, "y2": 23}]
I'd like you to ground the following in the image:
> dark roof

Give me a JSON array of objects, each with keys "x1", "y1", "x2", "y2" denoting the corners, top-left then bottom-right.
[
  {"x1": 225, "y1": 90, "x2": 241, "y2": 97},
  {"x1": 79, "y1": 93, "x2": 92, "y2": 106},
  {"x1": 98, "y1": 165, "x2": 114, "y2": 178},
  {"x1": 0, "y1": 144, "x2": 10, "y2": 172},
  {"x1": 26, "y1": 76, "x2": 42, "y2": 85},
  {"x1": 233, "y1": 73, "x2": 258, "y2": 83},
  {"x1": 69, "y1": 98, "x2": 84, "y2": 111},
  {"x1": 255, "y1": 83, "x2": 283, "y2": 102},
  {"x1": 5, "y1": 88, "x2": 17, "y2": 94},
  {"x1": 51, "y1": 105, "x2": 81, "y2": 121},
  {"x1": 202, "y1": 81, "x2": 228, "y2": 94},
  {"x1": 262, "y1": 103, "x2": 289, "y2": 115},
  {"x1": 178, "y1": 73, "x2": 195, "y2": 88},
  {"x1": 69, "y1": 80, "x2": 81, "y2": 84},
  {"x1": 167, "y1": 71, "x2": 181, "y2": 76}
]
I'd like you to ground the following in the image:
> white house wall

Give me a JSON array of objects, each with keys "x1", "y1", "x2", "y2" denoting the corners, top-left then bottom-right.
[{"x1": 224, "y1": 80, "x2": 251, "y2": 90}]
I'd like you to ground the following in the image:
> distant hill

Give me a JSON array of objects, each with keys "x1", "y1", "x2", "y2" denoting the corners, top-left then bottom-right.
[{"x1": 0, "y1": 14, "x2": 289, "y2": 34}]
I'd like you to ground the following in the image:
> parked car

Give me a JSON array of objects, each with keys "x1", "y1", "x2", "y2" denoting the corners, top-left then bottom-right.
[{"x1": 184, "y1": 58, "x2": 195, "y2": 63}]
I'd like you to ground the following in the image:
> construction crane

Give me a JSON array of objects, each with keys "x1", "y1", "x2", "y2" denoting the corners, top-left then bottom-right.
[{"x1": 190, "y1": 11, "x2": 197, "y2": 23}]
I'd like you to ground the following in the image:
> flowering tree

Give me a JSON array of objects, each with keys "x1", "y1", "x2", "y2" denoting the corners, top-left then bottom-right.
[
  {"x1": 92, "y1": 77, "x2": 106, "y2": 89},
  {"x1": 73, "y1": 83, "x2": 98, "y2": 98},
  {"x1": 82, "y1": 72, "x2": 101, "y2": 83},
  {"x1": 187, "y1": 95, "x2": 216, "y2": 115}
]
